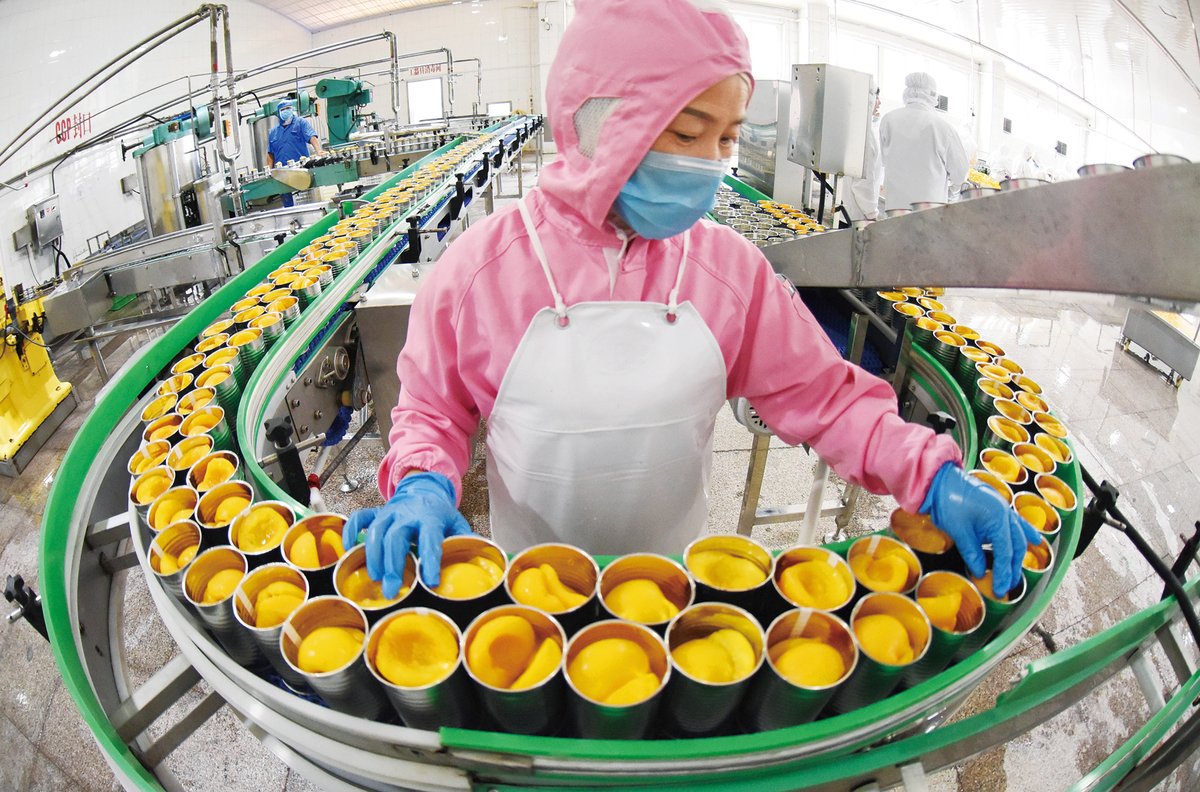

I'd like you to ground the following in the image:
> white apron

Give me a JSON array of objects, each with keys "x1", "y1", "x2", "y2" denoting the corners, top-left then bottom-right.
[{"x1": 484, "y1": 199, "x2": 727, "y2": 555}]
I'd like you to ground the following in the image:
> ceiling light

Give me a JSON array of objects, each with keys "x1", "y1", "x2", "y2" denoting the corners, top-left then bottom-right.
[
  {"x1": 1178, "y1": 106, "x2": 1188, "y2": 113},
  {"x1": 498, "y1": 33, "x2": 508, "y2": 42},
  {"x1": 48, "y1": 49, "x2": 65, "y2": 58},
  {"x1": 1114, "y1": 41, "x2": 1129, "y2": 51}
]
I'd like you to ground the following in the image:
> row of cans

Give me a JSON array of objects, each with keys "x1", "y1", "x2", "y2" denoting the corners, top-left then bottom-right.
[{"x1": 137, "y1": 497, "x2": 1058, "y2": 738}]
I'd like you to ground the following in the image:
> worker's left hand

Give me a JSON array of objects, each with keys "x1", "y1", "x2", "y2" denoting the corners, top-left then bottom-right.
[{"x1": 920, "y1": 461, "x2": 1043, "y2": 597}]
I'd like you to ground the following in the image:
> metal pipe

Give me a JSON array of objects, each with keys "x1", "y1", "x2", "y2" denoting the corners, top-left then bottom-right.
[
  {"x1": 0, "y1": 5, "x2": 215, "y2": 170},
  {"x1": 455, "y1": 58, "x2": 483, "y2": 115},
  {"x1": 394, "y1": 47, "x2": 455, "y2": 112}
]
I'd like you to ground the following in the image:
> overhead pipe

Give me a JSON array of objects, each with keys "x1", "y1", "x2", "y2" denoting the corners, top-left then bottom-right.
[
  {"x1": 395, "y1": 47, "x2": 455, "y2": 113},
  {"x1": 208, "y1": 5, "x2": 243, "y2": 214},
  {"x1": 0, "y1": 5, "x2": 217, "y2": 172},
  {"x1": 454, "y1": 57, "x2": 484, "y2": 115}
]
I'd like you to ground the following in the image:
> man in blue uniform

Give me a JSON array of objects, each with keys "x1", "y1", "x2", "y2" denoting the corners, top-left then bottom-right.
[{"x1": 267, "y1": 98, "x2": 322, "y2": 206}]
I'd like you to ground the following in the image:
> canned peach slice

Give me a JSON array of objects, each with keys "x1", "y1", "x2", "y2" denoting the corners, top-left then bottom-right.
[
  {"x1": 235, "y1": 506, "x2": 289, "y2": 552},
  {"x1": 132, "y1": 443, "x2": 170, "y2": 474},
  {"x1": 342, "y1": 566, "x2": 405, "y2": 607},
  {"x1": 154, "y1": 544, "x2": 198, "y2": 576},
  {"x1": 778, "y1": 558, "x2": 852, "y2": 610},
  {"x1": 606, "y1": 579, "x2": 679, "y2": 622},
  {"x1": 254, "y1": 581, "x2": 306, "y2": 628},
  {"x1": 133, "y1": 471, "x2": 172, "y2": 505},
  {"x1": 855, "y1": 614, "x2": 914, "y2": 664},
  {"x1": 435, "y1": 555, "x2": 504, "y2": 599},
  {"x1": 672, "y1": 629, "x2": 755, "y2": 683},
  {"x1": 568, "y1": 638, "x2": 660, "y2": 704},
  {"x1": 201, "y1": 568, "x2": 243, "y2": 604},
  {"x1": 297, "y1": 626, "x2": 364, "y2": 674},
  {"x1": 468, "y1": 615, "x2": 562, "y2": 689},
  {"x1": 375, "y1": 612, "x2": 458, "y2": 686},
  {"x1": 195, "y1": 457, "x2": 235, "y2": 491},
  {"x1": 290, "y1": 529, "x2": 345, "y2": 569},
  {"x1": 686, "y1": 550, "x2": 767, "y2": 590},
  {"x1": 769, "y1": 638, "x2": 846, "y2": 687},
  {"x1": 511, "y1": 564, "x2": 587, "y2": 611}
]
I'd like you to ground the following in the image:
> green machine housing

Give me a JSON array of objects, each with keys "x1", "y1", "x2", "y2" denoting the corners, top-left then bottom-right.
[{"x1": 316, "y1": 77, "x2": 372, "y2": 148}]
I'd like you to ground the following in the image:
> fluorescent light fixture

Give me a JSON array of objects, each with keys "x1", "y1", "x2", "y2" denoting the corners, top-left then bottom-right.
[
  {"x1": 498, "y1": 33, "x2": 508, "y2": 41},
  {"x1": 1114, "y1": 41, "x2": 1129, "y2": 51},
  {"x1": 49, "y1": 49, "x2": 65, "y2": 58}
]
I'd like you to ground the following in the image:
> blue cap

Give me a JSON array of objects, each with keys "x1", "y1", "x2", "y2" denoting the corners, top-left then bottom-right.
[{"x1": 277, "y1": 99, "x2": 295, "y2": 117}]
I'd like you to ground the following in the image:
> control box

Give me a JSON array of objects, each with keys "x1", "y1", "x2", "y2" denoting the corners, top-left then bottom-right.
[
  {"x1": 27, "y1": 195, "x2": 63, "y2": 251},
  {"x1": 787, "y1": 64, "x2": 872, "y2": 178}
]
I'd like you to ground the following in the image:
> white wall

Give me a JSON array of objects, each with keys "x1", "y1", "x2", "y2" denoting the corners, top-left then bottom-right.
[
  {"x1": 311, "y1": 0, "x2": 545, "y2": 125},
  {"x1": 0, "y1": 0, "x2": 311, "y2": 290}
]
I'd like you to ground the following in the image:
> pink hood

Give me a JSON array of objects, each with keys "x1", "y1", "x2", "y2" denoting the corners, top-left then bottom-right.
[{"x1": 538, "y1": 0, "x2": 752, "y2": 231}]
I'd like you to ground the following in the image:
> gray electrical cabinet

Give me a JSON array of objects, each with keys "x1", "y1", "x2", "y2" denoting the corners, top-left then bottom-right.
[
  {"x1": 27, "y1": 195, "x2": 63, "y2": 250},
  {"x1": 788, "y1": 64, "x2": 872, "y2": 178}
]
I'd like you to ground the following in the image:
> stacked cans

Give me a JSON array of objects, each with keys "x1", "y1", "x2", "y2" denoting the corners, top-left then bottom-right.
[{"x1": 710, "y1": 187, "x2": 828, "y2": 247}]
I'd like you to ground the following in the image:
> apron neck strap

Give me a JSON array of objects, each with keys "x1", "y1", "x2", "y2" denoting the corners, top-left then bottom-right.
[
  {"x1": 666, "y1": 231, "x2": 691, "y2": 323},
  {"x1": 517, "y1": 197, "x2": 569, "y2": 325},
  {"x1": 517, "y1": 196, "x2": 693, "y2": 326}
]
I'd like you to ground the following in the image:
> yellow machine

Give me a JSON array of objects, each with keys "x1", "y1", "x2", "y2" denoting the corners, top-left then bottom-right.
[{"x1": 0, "y1": 288, "x2": 76, "y2": 476}]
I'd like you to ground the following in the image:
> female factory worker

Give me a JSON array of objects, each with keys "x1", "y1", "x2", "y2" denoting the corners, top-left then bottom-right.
[{"x1": 344, "y1": 0, "x2": 1040, "y2": 601}]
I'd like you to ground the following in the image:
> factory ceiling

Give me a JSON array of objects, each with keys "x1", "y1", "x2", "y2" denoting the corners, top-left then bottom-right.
[{"x1": 255, "y1": 0, "x2": 458, "y2": 32}]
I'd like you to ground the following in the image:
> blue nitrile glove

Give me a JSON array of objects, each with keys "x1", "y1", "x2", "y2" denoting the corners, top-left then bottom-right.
[
  {"x1": 342, "y1": 472, "x2": 475, "y2": 595},
  {"x1": 920, "y1": 461, "x2": 1043, "y2": 598}
]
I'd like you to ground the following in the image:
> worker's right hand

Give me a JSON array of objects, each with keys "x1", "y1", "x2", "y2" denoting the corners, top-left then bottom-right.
[{"x1": 342, "y1": 472, "x2": 475, "y2": 596}]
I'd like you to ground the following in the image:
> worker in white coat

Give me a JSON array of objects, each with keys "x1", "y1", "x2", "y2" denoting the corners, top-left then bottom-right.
[
  {"x1": 844, "y1": 84, "x2": 882, "y2": 221},
  {"x1": 879, "y1": 72, "x2": 970, "y2": 209}
]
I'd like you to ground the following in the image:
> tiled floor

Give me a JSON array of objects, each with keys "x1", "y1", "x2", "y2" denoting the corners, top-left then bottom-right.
[{"x1": 2, "y1": 157, "x2": 1199, "y2": 790}]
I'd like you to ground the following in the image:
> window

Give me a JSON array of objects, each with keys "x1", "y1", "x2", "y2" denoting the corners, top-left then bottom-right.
[
  {"x1": 407, "y1": 78, "x2": 444, "y2": 124},
  {"x1": 486, "y1": 101, "x2": 513, "y2": 117},
  {"x1": 732, "y1": 13, "x2": 790, "y2": 80}
]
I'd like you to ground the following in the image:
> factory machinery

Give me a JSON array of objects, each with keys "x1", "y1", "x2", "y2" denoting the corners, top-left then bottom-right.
[{"x1": 25, "y1": 89, "x2": 1200, "y2": 789}]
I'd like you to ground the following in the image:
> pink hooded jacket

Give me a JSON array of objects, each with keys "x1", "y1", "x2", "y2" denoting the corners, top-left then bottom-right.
[{"x1": 379, "y1": 0, "x2": 961, "y2": 513}]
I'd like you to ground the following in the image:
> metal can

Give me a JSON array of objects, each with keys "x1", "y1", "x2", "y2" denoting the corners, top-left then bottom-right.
[
  {"x1": 847, "y1": 535, "x2": 922, "y2": 597},
  {"x1": 232, "y1": 563, "x2": 310, "y2": 689},
  {"x1": 979, "y1": 448, "x2": 1030, "y2": 490},
  {"x1": 683, "y1": 534, "x2": 773, "y2": 614},
  {"x1": 183, "y1": 546, "x2": 263, "y2": 666},
  {"x1": 462, "y1": 605, "x2": 567, "y2": 735},
  {"x1": 1034, "y1": 433, "x2": 1073, "y2": 467},
  {"x1": 993, "y1": 398, "x2": 1033, "y2": 427},
  {"x1": 888, "y1": 508, "x2": 958, "y2": 575},
  {"x1": 903, "y1": 571, "x2": 986, "y2": 686},
  {"x1": 1014, "y1": 491, "x2": 1062, "y2": 543},
  {"x1": 284, "y1": 513, "x2": 351, "y2": 598},
  {"x1": 418, "y1": 536, "x2": 509, "y2": 630},
  {"x1": 166, "y1": 435, "x2": 214, "y2": 483},
  {"x1": 909, "y1": 316, "x2": 943, "y2": 350},
  {"x1": 955, "y1": 568, "x2": 1028, "y2": 660},
  {"x1": 290, "y1": 275, "x2": 322, "y2": 309},
  {"x1": 249, "y1": 312, "x2": 285, "y2": 347},
  {"x1": 1022, "y1": 536, "x2": 1056, "y2": 591},
  {"x1": 194, "y1": 334, "x2": 228, "y2": 356},
  {"x1": 826, "y1": 592, "x2": 932, "y2": 714},
  {"x1": 972, "y1": 377, "x2": 1015, "y2": 422},
  {"x1": 280, "y1": 596, "x2": 386, "y2": 719},
  {"x1": 742, "y1": 608, "x2": 857, "y2": 730},
  {"x1": 175, "y1": 387, "x2": 216, "y2": 417},
  {"x1": 140, "y1": 393, "x2": 178, "y2": 425},
  {"x1": 598, "y1": 553, "x2": 694, "y2": 634},
  {"x1": 179, "y1": 405, "x2": 233, "y2": 452},
  {"x1": 229, "y1": 501, "x2": 295, "y2": 568},
  {"x1": 196, "y1": 480, "x2": 255, "y2": 549},
  {"x1": 955, "y1": 346, "x2": 993, "y2": 389},
  {"x1": 365, "y1": 607, "x2": 472, "y2": 729},
  {"x1": 233, "y1": 305, "x2": 266, "y2": 327},
  {"x1": 1012, "y1": 441, "x2": 1056, "y2": 480},
  {"x1": 504, "y1": 543, "x2": 598, "y2": 636},
  {"x1": 148, "y1": 520, "x2": 202, "y2": 602},
  {"x1": 769, "y1": 546, "x2": 856, "y2": 622},
  {"x1": 227, "y1": 328, "x2": 265, "y2": 374},
  {"x1": 156, "y1": 374, "x2": 193, "y2": 398},
  {"x1": 564, "y1": 620, "x2": 670, "y2": 740},
  {"x1": 203, "y1": 347, "x2": 245, "y2": 390},
  {"x1": 129, "y1": 466, "x2": 176, "y2": 533},
  {"x1": 266, "y1": 296, "x2": 300, "y2": 328},
  {"x1": 199, "y1": 318, "x2": 234, "y2": 341},
  {"x1": 147, "y1": 485, "x2": 199, "y2": 533},
  {"x1": 187, "y1": 449, "x2": 241, "y2": 493},
  {"x1": 931, "y1": 330, "x2": 966, "y2": 368},
  {"x1": 171, "y1": 352, "x2": 208, "y2": 377},
  {"x1": 891, "y1": 300, "x2": 923, "y2": 330},
  {"x1": 984, "y1": 415, "x2": 1031, "y2": 452},
  {"x1": 195, "y1": 364, "x2": 240, "y2": 419},
  {"x1": 966, "y1": 469, "x2": 1014, "y2": 505},
  {"x1": 127, "y1": 440, "x2": 171, "y2": 478},
  {"x1": 662, "y1": 602, "x2": 764, "y2": 736}
]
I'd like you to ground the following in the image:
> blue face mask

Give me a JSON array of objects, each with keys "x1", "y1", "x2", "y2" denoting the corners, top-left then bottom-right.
[
  {"x1": 279, "y1": 108, "x2": 295, "y2": 125},
  {"x1": 613, "y1": 150, "x2": 727, "y2": 239}
]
